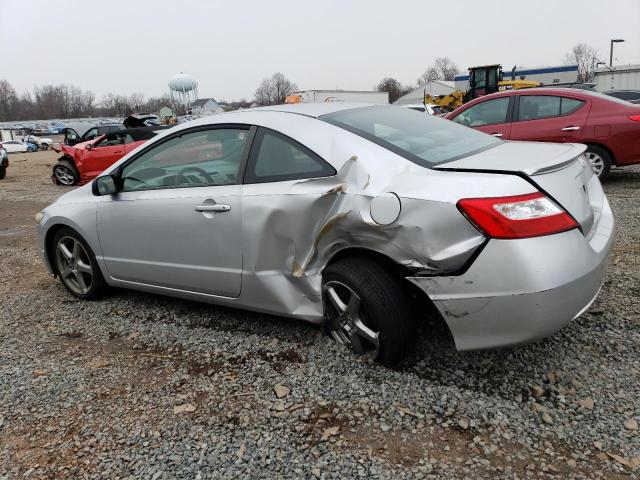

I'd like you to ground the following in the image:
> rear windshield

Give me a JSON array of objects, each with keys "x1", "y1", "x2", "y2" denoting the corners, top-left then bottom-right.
[{"x1": 320, "y1": 105, "x2": 500, "y2": 167}]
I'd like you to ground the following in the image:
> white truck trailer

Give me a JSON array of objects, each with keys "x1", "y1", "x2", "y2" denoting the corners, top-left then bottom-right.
[
  {"x1": 595, "y1": 64, "x2": 640, "y2": 91},
  {"x1": 286, "y1": 90, "x2": 389, "y2": 104}
]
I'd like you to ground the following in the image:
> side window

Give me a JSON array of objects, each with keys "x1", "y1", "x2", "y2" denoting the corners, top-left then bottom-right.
[
  {"x1": 97, "y1": 132, "x2": 127, "y2": 147},
  {"x1": 84, "y1": 128, "x2": 98, "y2": 140},
  {"x1": 244, "y1": 129, "x2": 335, "y2": 184},
  {"x1": 518, "y1": 96, "x2": 561, "y2": 121},
  {"x1": 121, "y1": 127, "x2": 249, "y2": 192},
  {"x1": 452, "y1": 97, "x2": 510, "y2": 127},
  {"x1": 560, "y1": 98, "x2": 586, "y2": 115}
]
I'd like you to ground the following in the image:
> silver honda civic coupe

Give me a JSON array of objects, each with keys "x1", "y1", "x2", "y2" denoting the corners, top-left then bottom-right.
[{"x1": 36, "y1": 103, "x2": 613, "y2": 367}]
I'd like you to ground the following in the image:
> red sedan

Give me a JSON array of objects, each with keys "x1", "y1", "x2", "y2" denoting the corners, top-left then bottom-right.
[
  {"x1": 52, "y1": 128, "x2": 159, "y2": 186},
  {"x1": 445, "y1": 88, "x2": 640, "y2": 180}
]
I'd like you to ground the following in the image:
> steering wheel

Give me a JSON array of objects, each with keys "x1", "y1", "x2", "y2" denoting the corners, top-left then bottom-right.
[{"x1": 174, "y1": 166, "x2": 214, "y2": 186}]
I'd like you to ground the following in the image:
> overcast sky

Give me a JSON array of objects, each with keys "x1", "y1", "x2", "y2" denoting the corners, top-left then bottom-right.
[{"x1": 1, "y1": 0, "x2": 639, "y2": 102}]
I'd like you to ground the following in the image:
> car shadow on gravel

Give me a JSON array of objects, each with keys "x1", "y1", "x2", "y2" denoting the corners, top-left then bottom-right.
[
  {"x1": 402, "y1": 312, "x2": 620, "y2": 401},
  {"x1": 101, "y1": 286, "x2": 323, "y2": 343},
  {"x1": 82, "y1": 284, "x2": 584, "y2": 402},
  {"x1": 604, "y1": 167, "x2": 640, "y2": 186}
]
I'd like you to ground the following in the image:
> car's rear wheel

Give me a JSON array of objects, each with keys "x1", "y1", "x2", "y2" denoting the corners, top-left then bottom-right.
[
  {"x1": 322, "y1": 257, "x2": 416, "y2": 367},
  {"x1": 42, "y1": 144, "x2": 49, "y2": 150},
  {"x1": 53, "y1": 228, "x2": 107, "y2": 299},
  {"x1": 585, "y1": 145, "x2": 611, "y2": 181},
  {"x1": 53, "y1": 160, "x2": 79, "y2": 186},
  {"x1": 0, "y1": 166, "x2": 5, "y2": 179}
]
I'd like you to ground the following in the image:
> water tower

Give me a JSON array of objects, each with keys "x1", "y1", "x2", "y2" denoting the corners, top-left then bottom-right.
[{"x1": 169, "y1": 72, "x2": 198, "y2": 113}]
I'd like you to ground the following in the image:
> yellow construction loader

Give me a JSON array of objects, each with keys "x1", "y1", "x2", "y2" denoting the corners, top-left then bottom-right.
[{"x1": 424, "y1": 64, "x2": 540, "y2": 112}]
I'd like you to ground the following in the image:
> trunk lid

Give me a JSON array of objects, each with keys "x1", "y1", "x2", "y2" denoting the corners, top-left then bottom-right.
[{"x1": 436, "y1": 141, "x2": 604, "y2": 236}]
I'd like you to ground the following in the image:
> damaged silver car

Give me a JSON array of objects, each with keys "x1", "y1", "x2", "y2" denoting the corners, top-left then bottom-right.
[{"x1": 36, "y1": 104, "x2": 613, "y2": 367}]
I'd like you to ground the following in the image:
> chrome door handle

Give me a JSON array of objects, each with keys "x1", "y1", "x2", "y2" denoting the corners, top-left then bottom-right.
[
  {"x1": 561, "y1": 126, "x2": 580, "y2": 131},
  {"x1": 195, "y1": 204, "x2": 231, "y2": 212},
  {"x1": 491, "y1": 133, "x2": 503, "y2": 137}
]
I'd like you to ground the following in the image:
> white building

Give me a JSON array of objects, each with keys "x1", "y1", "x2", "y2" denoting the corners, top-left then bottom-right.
[
  {"x1": 394, "y1": 81, "x2": 455, "y2": 104},
  {"x1": 595, "y1": 64, "x2": 640, "y2": 91},
  {"x1": 289, "y1": 90, "x2": 389, "y2": 104},
  {"x1": 191, "y1": 98, "x2": 224, "y2": 115}
]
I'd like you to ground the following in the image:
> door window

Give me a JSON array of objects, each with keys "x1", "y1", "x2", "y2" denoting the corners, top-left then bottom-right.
[
  {"x1": 452, "y1": 97, "x2": 510, "y2": 127},
  {"x1": 84, "y1": 128, "x2": 98, "y2": 140},
  {"x1": 95, "y1": 132, "x2": 131, "y2": 148},
  {"x1": 121, "y1": 127, "x2": 249, "y2": 191},
  {"x1": 518, "y1": 96, "x2": 561, "y2": 120},
  {"x1": 517, "y1": 95, "x2": 586, "y2": 121},
  {"x1": 244, "y1": 129, "x2": 335, "y2": 183}
]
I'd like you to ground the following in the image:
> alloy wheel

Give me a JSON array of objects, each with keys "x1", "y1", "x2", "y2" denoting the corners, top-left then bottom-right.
[
  {"x1": 55, "y1": 236, "x2": 93, "y2": 295},
  {"x1": 585, "y1": 151, "x2": 604, "y2": 177},
  {"x1": 323, "y1": 280, "x2": 380, "y2": 359},
  {"x1": 54, "y1": 166, "x2": 75, "y2": 185}
]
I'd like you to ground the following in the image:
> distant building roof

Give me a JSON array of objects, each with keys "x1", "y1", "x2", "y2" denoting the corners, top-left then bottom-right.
[{"x1": 192, "y1": 98, "x2": 218, "y2": 107}]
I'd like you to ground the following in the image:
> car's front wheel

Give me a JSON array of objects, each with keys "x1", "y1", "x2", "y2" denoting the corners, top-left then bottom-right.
[
  {"x1": 52, "y1": 160, "x2": 79, "y2": 186},
  {"x1": 322, "y1": 257, "x2": 416, "y2": 367},
  {"x1": 53, "y1": 228, "x2": 107, "y2": 299}
]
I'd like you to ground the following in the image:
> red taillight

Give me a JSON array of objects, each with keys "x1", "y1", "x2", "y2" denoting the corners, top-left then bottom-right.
[
  {"x1": 628, "y1": 114, "x2": 640, "y2": 122},
  {"x1": 457, "y1": 192, "x2": 578, "y2": 239}
]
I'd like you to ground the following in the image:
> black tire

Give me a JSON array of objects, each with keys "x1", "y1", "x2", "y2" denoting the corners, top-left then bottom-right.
[
  {"x1": 42, "y1": 144, "x2": 49, "y2": 151},
  {"x1": 585, "y1": 145, "x2": 611, "y2": 181},
  {"x1": 52, "y1": 228, "x2": 108, "y2": 300},
  {"x1": 52, "y1": 159, "x2": 79, "y2": 186},
  {"x1": 0, "y1": 166, "x2": 5, "y2": 180},
  {"x1": 323, "y1": 257, "x2": 417, "y2": 367}
]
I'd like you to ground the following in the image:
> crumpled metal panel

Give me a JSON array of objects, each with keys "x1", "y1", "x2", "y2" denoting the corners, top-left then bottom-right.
[{"x1": 237, "y1": 149, "x2": 488, "y2": 322}]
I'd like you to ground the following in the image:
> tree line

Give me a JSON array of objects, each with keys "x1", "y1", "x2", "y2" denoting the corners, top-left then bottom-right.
[
  {"x1": 0, "y1": 43, "x2": 599, "y2": 121},
  {"x1": 0, "y1": 80, "x2": 179, "y2": 122}
]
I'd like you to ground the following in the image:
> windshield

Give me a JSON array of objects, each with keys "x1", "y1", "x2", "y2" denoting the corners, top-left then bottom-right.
[{"x1": 320, "y1": 105, "x2": 500, "y2": 166}]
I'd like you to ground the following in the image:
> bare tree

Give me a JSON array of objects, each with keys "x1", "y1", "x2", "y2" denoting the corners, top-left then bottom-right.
[
  {"x1": 417, "y1": 57, "x2": 460, "y2": 85},
  {"x1": 375, "y1": 77, "x2": 413, "y2": 103},
  {"x1": 254, "y1": 72, "x2": 298, "y2": 106},
  {"x1": 0, "y1": 79, "x2": 18, "y2": 121},
  {"x1": 564, "y1": 43, "x2": 598, "y2": 82}
]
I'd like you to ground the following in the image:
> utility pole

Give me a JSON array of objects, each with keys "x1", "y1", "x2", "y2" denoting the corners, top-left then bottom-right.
[{"x1": 610, "y1": 39, "x2": 625, "y2": 66}]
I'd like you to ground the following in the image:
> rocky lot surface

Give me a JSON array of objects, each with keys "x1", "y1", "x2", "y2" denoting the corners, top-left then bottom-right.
[{"x1": 0, "y1": 151, "x2": 638, "y2": 479}]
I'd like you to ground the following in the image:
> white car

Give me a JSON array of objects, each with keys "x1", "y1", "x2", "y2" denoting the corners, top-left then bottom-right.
[
  {"x1": 23, "y1": 135, "x2": 53, "y2": 150},
  {"x1": 400, "y1": 103, "x2": 444, "y2": 115},
  {"x1": 0, "y1": 140, "x2": 30, "y2": 153}
]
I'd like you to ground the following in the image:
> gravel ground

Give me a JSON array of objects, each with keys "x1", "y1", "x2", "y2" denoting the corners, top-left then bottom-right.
[{"x1": 1, "y1": 151, "x2": 639, "y2": 479}]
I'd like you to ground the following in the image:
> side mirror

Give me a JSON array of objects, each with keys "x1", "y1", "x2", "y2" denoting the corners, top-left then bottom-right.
[
  {"x1": 93, "y1": 174, "x2": 118, "y2": 196},
  {"x1": 85, "y1": 144, "x2": 93, "y2": 151}
]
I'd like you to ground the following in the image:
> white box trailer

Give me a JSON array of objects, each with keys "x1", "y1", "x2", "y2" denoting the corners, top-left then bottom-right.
[
  {"x1": 289, "y1": 90, "x2": 389, "y2": 104},
  {"x1": 595, "y1": 64, "x2": 640, "y2": 91}
]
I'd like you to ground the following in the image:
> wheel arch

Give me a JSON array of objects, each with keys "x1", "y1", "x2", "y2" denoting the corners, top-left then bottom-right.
[
  {"x1": 56, "y1": 154, "x2": 76, "y2": 166},
  {"x1": 323, "y1": 246, "x2": 449, "y2": 331},
  {"x1": 44, "y1": 223, "x2": 91, "y2": 277}
]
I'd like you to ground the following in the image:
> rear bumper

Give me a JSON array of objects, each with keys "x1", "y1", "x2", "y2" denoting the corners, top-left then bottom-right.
[{"x1": 407, "y1": 198, "x2": 614, "y2": 351}]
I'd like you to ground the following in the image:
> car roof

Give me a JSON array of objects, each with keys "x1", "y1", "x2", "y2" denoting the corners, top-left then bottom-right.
[
  {"x1": 245, "y1": 102, "x2": 379, "y2": 118},
  {"x1": 399, "y1": 103, "x2": 438, "y2": 108}
]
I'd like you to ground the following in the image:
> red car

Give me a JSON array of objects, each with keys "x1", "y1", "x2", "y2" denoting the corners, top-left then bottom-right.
[
  {"x1": 445, "y1": 88, "x2": 640, "y2": 180},
  {"x1": 52, "y1": 128, "x2": 159, "y2": 186}
]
